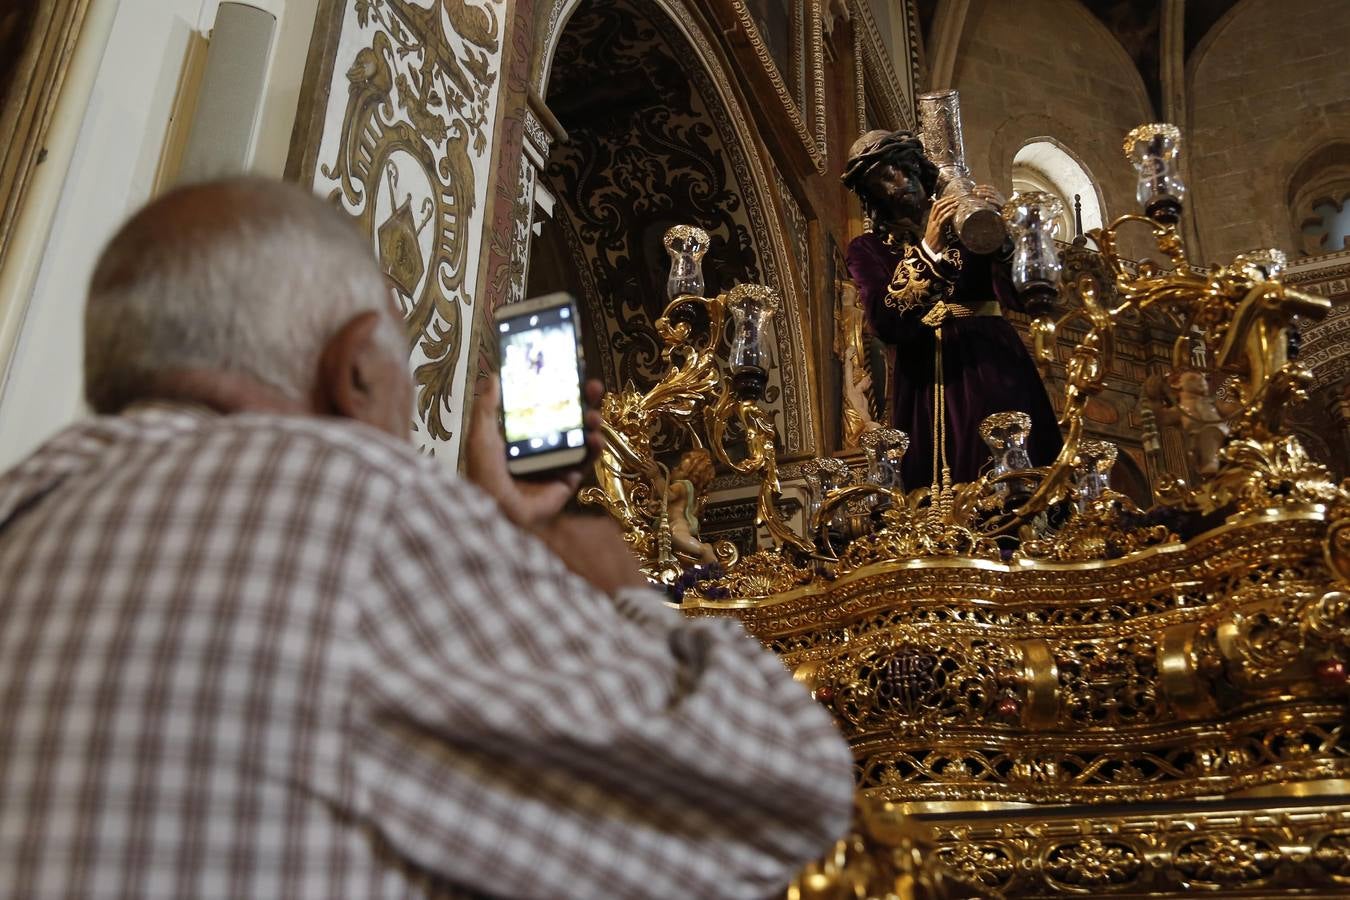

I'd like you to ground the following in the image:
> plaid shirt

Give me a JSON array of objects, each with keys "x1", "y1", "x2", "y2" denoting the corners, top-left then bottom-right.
[{"x1": 0, "y1": 406, "x2": 852, "y2": 899}]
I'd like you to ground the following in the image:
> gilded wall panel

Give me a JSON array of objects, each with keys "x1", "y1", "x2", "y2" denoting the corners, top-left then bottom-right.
[{"x1": 290, "y1": 0, "x2": 507, "y2": 464}]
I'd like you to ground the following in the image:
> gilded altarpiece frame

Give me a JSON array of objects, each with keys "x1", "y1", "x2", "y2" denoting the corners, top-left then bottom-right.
[
  {"x1": 288, "y1": 0, "x2": 509, "y2": 464},
  {"x1": 0, "y1": 0, "x2": 93, "y2": 277},
  {"x1": 725, "y1": 0, "x2": 828, "y2": 173}
]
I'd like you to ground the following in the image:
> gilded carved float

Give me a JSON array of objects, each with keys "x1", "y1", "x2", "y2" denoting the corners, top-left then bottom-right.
[{"x1": 583, "y1": 123, "x2": 1350, "y2": 897}]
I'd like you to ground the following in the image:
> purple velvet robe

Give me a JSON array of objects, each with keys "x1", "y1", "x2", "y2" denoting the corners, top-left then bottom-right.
[{"x1": 845, "y1": 230, "x2": 1062, "y2": 490}]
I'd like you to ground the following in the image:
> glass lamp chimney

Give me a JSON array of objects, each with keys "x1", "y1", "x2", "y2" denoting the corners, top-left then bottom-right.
[
  {"x1": 663, "y1": 225, "x2": 710, "y2": 301},
  {"x1": 1124, "y1": 124, "x2": 1186, "y2": 224},
  {"x1": 726, "y1": 284, "x2": 778, "y2": 401},
  {"x1": 1005, "y1": 191, "x2": 1064, "y2": 316}
]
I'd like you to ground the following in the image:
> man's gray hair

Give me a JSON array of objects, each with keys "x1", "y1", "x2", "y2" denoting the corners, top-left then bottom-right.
[{"x1": 85, "y1": 177, "x2": 407, "y2": 412}]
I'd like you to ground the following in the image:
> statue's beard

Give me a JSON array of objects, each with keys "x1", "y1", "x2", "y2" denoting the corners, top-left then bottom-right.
[
  {"x1": 892, "y1": 189, "x2": 925, "y2": 223},
  {"x1": 876, "y1": 196, "x2": 925, "y2": 237}
]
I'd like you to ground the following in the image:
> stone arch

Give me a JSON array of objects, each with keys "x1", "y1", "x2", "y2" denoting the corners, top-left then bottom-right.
[
  {"x1": 1188, "y1": 0, "x2": 1350, "y2": 263},
  {"x1": 1185, "y1": 0, "x2": 1262, "y2": 83},
  {"x1": 1286, "y1": 140, "x2": 1350, "y2": 257},
  {"x1": 526, "y1": 0, "x2": 817, "y2": 457}
]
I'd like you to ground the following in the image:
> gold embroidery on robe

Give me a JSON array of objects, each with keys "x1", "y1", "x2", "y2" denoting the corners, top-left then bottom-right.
[
  {"x1": 885, "y1": 254, "x2": 934, "y2": 311},
  {"x1": 885, "y1": 243, "x2": 962, "y2": 312},
  {"x1": 938, "y1": 244, "x2": 965, "y2": 274}
]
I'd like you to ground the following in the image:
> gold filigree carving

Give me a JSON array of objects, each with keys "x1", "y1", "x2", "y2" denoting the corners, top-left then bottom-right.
[
  {"x1": 1173, "y1": 835, "x2": 1280, "y2": 888},
  {"x1": 1019, "y1": 493, "x2": 1176, "y2": 562},
  {"x1": 312, "y1": 0, "x2": 502, "y2": 448},
  {"x1": 582, "y1": 277, "x2": 812, "y2": 581},
  {"x1": 686, "y1": 549, "x2": 814, "y2": 600},
  {"x1": 1044, "y1": 838, "x2": 1143, "y2": 890}
]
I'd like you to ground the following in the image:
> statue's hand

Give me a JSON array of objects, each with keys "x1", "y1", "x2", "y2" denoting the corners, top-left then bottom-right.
[
  {"x1": 971, "y1": 183, "x2": 1006, "y2": 211},
  {"x1": 923, "y1": 196, "x2": 961, "y2": 252}
]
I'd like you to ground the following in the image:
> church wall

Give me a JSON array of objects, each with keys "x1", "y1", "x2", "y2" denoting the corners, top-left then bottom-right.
[
  {"x1": 1189, "y1": 0, "x2": 1350, "y2": 264},
  {"x1": 947, "y1": 0, "x2": 1152, "y2": 236},
  {"x1": 0, "y1": 0, "x2": 320, "y2": 470}
]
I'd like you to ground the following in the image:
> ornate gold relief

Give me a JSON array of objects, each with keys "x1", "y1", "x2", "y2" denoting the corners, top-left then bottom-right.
[
  {"x1": 921, "y1": 803, "x2": 1350, "y2": 896},
  {"x1": 291, "y1": 0, "x2": 505, "y2": 458}
]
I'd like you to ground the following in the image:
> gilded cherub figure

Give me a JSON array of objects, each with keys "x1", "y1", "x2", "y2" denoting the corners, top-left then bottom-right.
[
  {"x1": 1145, "y1": 370, "x2": 1238, "y2": 477},
  {"x1": 665, "y1": 448, "x2": 718, "y2": 565}
]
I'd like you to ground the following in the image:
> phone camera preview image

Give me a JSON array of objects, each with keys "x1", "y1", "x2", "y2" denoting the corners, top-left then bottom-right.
[{"x1": 497, "y1": 302, "x2": 586, "y2": 472}]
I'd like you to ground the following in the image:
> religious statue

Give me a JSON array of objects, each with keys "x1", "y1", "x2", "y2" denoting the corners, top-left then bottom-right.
[
  {"x1": 665, "y1": 447, "x2": 719, "y2": 565},
  {"x1": 841, "y1": 129, "x2": 1062, "y2": 491}
]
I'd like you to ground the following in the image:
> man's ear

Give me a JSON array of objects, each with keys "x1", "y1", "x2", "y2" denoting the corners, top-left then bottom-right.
[{"x1": 314, "y1": 311, "x2": 386, "y2": 423}]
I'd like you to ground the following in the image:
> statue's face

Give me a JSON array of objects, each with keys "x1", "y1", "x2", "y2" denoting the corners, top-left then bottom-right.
[{"x1": 863, "y1": 157, "x2": 927, "y2": 222}]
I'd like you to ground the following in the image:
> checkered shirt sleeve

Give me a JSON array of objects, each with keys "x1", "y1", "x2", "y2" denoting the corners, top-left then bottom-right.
[
  {"x1": 353, "y1": 459, "x2": 855, "y2": 899},
  {"x1": 0, "y1": 408, "x2": 853, "y2": 900}
]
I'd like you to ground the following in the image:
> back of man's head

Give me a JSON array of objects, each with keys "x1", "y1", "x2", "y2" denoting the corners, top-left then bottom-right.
[{"x1": 85, "y1": 177, "x2": 403, "y2": 413}]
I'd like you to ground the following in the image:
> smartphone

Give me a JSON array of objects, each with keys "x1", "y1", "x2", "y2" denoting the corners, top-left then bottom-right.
[{"x1": 496, "y1": 292, "x2": 588, "y2": 476}]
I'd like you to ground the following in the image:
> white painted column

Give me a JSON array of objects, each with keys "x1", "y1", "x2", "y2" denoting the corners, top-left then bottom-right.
[{"x1": 0, "y1": 0, "x2": 319, "y2": 469}]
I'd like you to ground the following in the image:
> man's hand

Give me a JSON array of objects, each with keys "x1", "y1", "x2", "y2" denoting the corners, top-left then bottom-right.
[
  {"x1": 464, "y1": 375, "x2": 604, "y2": 530},
  {"x1": 535, "y1": 514, "x2": 648, "y2": 594},
  {"x1": 923, "y1": 195, "x2": 961, "y2": 252}
]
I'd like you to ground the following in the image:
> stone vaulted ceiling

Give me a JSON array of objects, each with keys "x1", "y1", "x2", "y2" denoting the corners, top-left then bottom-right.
[{"x1": 916, "y1": 0, "x2": 1240, "y2": 117}]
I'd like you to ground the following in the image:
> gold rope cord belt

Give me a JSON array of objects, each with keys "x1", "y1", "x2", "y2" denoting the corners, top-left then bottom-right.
[
  {"x1": 918, "y1": 298, "x2": 1002, "y2": 502},
  {"x1": 931, "y1": 300, "x2": 1001, "y2": 318}
]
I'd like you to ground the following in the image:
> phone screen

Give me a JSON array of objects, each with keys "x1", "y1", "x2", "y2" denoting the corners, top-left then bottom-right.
[{"x1": 497, "y1": 302, "x2": 585, "y2": 464}]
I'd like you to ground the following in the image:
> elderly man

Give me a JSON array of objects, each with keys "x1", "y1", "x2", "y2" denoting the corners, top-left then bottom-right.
[
  {"x1": 0, "y1": 179, "x2": 853, "y2": 899},
  {"x1": 843, "y1": 130, "x2": 1062, "y2": 491}
]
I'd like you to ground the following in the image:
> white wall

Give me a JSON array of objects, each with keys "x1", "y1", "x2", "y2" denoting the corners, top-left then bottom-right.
[{"x1": 0, "y1": 0, "x2": 318, "y2": 469}]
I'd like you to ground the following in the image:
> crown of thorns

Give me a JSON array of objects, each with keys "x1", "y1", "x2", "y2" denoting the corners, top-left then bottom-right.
[{"x1": 841, "y1": 129, "x2": 939, "y2": 199}]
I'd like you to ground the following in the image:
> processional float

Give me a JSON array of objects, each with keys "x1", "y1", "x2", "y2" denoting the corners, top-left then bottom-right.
[{"x1": 581, "y1": 111, "x2": 1350, "y2": 897}]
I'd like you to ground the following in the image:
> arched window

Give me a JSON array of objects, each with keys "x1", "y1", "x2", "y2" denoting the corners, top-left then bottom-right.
[
  {"x1": 1011, "y1": 139, "x2": 1104, "y2": 243},
  {"x1": 1287, "y1": 141, "x2": 1350, "y2": 257},
  {"x1": 1301, "y1": 195, "x2": 1350, "y2": 255}
]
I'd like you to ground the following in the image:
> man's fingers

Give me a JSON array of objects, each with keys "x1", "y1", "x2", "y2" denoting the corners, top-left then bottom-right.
[
  {"x1": 476, "y1": 375, "x2": 501, "y2": 427},
  {"x1": 530, "y1": 479, "x2": 577, "y2": 517},
  {"x1": 584, "y1": 378, "x2": 604, "y2": 407},
  {"x1": 582, "y1": 380, "x2": 606, "y2": 462},
  {"x1": 547, "y1": 471, "x2": 581, "y2": 496}
]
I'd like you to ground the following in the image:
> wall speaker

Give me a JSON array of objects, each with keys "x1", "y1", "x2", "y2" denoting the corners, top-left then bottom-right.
[{"x1": 176, "y1": 3, "x2": 276, "y2": 184}]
